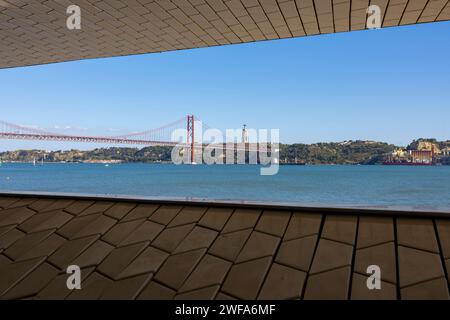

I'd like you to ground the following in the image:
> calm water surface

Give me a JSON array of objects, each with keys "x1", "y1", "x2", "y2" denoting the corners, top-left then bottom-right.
[{"x1": 0, "y1": 163, "x2": 449, "y2": 209}]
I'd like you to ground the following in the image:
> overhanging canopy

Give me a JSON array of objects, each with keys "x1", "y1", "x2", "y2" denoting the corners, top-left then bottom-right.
[{"x1": 0, "y1": 0, "x2": 449, "y2": 69}]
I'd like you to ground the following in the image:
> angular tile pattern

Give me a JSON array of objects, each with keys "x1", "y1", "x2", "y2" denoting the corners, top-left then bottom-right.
[
  {"x1": 1, "y1": 1, "x2": 448, "y2": 69},
  {"x1": 258, "y1": 263, "x2": 306, "y2": 300},
  {"x1": 179, "y1": 254, "x2": 232, "y2": 293},
  {"x1": 354, "y1": 242, "x2": 397, "y2": 284},
  {"x1": 275, "y1": 235, "x2": 317, "y2": 272},
  {"x1": 397, "y1": 218, "x2": 439, "y2": 253},
  {"x1": 121, "y1": 204, "x2": 159, "y2": 222},
  {"x1": 255, "y1": 210, "x2": 291, "y2": 237},
  {"x1": 356, "y1": 216, "x2": 394, "y2": 249},
  {"x1": 104, "y1": 202, "x2": 136, "y2": 220},
  {"x1": 322, "y1": 215, "x2": 357, "y2": 245},
  {"x1": 97, "y1": 242, "x2": 149, "y2": 279},
  {"x1": 283, "y1": 212, "x2": 322, "y2": 240},
  {"x1": 119, "y1": 246, "x2": 169, "y2": 279},
  {"x1": 351, "y1": 273, "x2": 397, "y2": 300},
  {"x1": 398, "y1": 246, "x2": 444, "y2": 288},
  {"x1": 149, "y1": 206, "x2": 182, "y2": 225},
  {"x1": 198, "y1": 207, "x2": 234, "y2": 231},
  {"x1": 119, "y1": 221, "x2": 164, "y2": 246},
  {"x1": 0, "y1": 195, "x2": 449, "y2": 300},
  {"x1": 305, "y1": 266, "x2": 352, "y2": 300},
  {"x1": 154, "y1": 248, "x2": 206, "y2": 290},
  {"x1": 221, "y1": 208, "x2": 261, "y2": 233},
  {"x1": 222, "y1": 257, "x2": 272, "y2": 300},
  {"x1": 100, "y1": 274, "x2": 152, "y2": 300},
  {"x1": 235, "y1": 231, "x2": 280, "y2": 263}
]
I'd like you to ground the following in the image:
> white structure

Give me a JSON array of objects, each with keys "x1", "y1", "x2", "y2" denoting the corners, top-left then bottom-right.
[{"x1": 242, "y1": 124, "x2": 249, "y2": 143}]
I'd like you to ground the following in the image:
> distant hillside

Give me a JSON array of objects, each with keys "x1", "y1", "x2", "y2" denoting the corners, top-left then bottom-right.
[
  {"x1": 279, "y1": 141, "x2": 397, "y2": 165},
  {"x1": 0, "y1": 147, "x2": 171, "y2": 163},
  {"x1": 0, "y1": 139, "x2": 448, "y2": 165}
]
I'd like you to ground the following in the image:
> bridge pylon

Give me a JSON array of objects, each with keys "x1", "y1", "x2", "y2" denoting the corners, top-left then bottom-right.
[{"x1": 187, "y1": 115, "x2": 195, "y2": 164}]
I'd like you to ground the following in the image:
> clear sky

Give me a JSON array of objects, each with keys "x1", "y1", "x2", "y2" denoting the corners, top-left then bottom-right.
[{"x1": 1, "y1": 21, "x2": 449, "y2": 151}]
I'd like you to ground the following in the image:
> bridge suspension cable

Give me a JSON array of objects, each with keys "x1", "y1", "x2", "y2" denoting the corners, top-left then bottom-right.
[{"x1": 0, "y1": 116, "x2": 267, "y2": 154}]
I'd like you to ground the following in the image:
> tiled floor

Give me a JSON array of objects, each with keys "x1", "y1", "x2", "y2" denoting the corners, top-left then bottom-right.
[{"x1": 0, "y1": 195, "x2": 449, "y2": 300}]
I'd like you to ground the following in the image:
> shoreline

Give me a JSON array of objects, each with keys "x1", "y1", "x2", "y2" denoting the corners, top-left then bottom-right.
[{"x1": 1, "y1": 161, "x2": 448, "y2": 166}]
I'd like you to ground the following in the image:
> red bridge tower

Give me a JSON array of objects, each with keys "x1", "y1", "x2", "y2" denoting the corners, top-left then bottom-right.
[{"x1": 187, "y1": 115, "x2": 195, "y2": 163}]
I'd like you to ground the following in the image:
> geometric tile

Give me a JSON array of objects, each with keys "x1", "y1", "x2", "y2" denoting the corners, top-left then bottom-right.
[
  {"x1": 235, "y1": 231, "x2": 280, "y2": 263},
  {"x1": 149, "y1": 206, "x2": 183, "y2": 226},
  {"x1": 397, "y1": 218, "x2": 439, "y2": 253},
  {"x1": 398, "y1": 246, "x2": 444, "y2": 288},
  {"x1": 221, "y1": 209, "x2": 261, "y2": 234},
  {"x1": 275, "y1": 235, "x2": 318, "y2": 272},
  {"x1": 1, "y1": 194, "x2": 450, "y2": 300},
  {"x1": 167, "y1": 206, "x2": 207, "y2": 227},
  {"x1": 354, "y1": 242, "x2": 397, "y2": 284},
  {"x1": 258, "y1": 263, "x2": 306, "y2": 300},
  {"x1": 283, "y1": 212, "x2": 322, "y2": 241},
  {"x1": 310, "y1": 239, "x2": 353, "y2": 274},
  {"x1": 137, "y1": 281, "x2": 176, "y2": 300},
  {"x1": 436, "y1": 219, "x2": 450, "y2": 258},
  {"x1": 208, "y1": 228, "x2": 252, "y2": 261},
  {"x1": 152, "y1": 223, "x2": 195, "y2": 253},
  {"x1": 222, "y1": 257, "x2": 272, "y2": 300},
  {"x1": 173, "y1": 226, "x2": 218, "y2": 254},
  {"x1": 180, "y1": 254, "x2": 232, "y2": 293},
  {"x1": 48, "y1": 235, "x2": 99, "y2": 270},
  {"x1": 304, "y1": 266, "x2": 351, "y2": 300},
  {"x1": 356, "y1": 216, "x2": 394, "y2": 249},
  {"x1": 351, "y1": 273, "x2": 397, "y2": 300},
  {"x1": 322, "y1": 215, "x2": 357, "y2": 245},
  {"x1": 175, "y1": 285, "x2": 220, "y2": 300},
  {"x1": 104, "y1": 202, "x2": 136, "y2": 220},
  {"x1": 1, "y1": 263, "x2": 59, "y2": 299},
  {"x1": 121, "y1": 204, "x2": 159, "y2": 222},
  {"x1": 401, "y1": 277, "x2": 450, "y2": 300},
  {"x1": 255, "y1": 210, "x2": 291, "y2": 237},
  {"x1": 99, "y1": 274, "x2": 152, "y2": 300},
  {"x1": 198, "y1": 207, "x2": 234, "y2": 231},
  {"x1": 119, "y1": 221, "x2": 164, "y2": 246},
  {"x1": 118, "y1": 246, "x2": 169, "y2": 279},
  {"x1": 96, "y1": 242, "x2": 148, "y2": 279},
  {"x1": 154, "y1": 248, "x2": 206, "y2": 290}
]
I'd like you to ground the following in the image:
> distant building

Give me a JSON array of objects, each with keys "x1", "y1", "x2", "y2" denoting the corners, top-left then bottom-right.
[
  {"x1": 386, "y1": 147, "x2": 436, "y2": 165},
  {"x1": 392, "y1": 148, "x2": 408, "y2": 158},
  {"x1": 417, "y1": 141, "x2": 441, "y2": 154},
  {"x1": 409, "y1": 150, "x2": 433, "y2": 164}
]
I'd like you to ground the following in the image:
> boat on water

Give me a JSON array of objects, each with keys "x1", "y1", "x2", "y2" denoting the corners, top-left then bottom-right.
[{"x1": 382, "y1": 161, "x2": 434, "y2": 166}]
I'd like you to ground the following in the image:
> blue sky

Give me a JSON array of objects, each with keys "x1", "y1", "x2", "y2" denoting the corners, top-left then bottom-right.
[{"x1": 1, "y1": 21, "x2": 449, "y2": 151}]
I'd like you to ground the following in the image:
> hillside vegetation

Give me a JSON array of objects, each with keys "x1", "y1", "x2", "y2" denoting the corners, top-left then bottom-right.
[{"x1": 1, "y1": 139, "x2": 449, "y2": 165}]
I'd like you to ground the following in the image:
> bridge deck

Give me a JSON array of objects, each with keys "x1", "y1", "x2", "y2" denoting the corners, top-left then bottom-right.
[{"x1": 0, "y1": 194, "x2": 449, "y2": 300}]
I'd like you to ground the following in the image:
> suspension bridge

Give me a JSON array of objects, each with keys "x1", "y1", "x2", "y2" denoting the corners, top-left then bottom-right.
[
  {"x1": 0, "y1": 116, "x2": 268, "y2": 162},
  {"x1": 0, "y1": 115, "x2": 199, "y2": 147}
]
